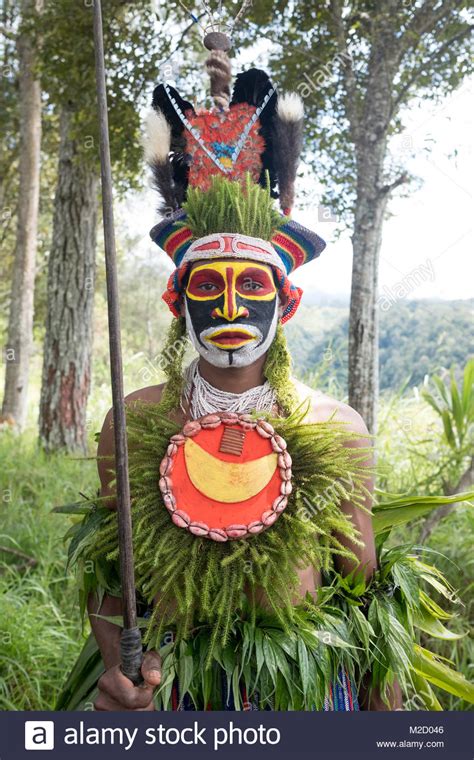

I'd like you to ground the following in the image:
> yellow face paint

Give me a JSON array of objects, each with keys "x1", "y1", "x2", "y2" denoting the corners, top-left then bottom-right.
[
  {"x1": 204, "y1": 326, "x2": 257, "y2": 350},
  {"x1": 184, "y1": 258, "x2": 280, "y2": 368},
  {"x1": 186, "y1": 260, "x2": 277, "y2": 323}
]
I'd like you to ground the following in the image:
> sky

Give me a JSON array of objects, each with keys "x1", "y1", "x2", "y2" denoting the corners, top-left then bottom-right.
[{"x1": 120, "y1": 77, "x2": 473, "y2": 303}]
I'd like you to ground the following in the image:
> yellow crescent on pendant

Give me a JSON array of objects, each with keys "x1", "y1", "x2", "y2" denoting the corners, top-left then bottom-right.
[{"x1": 183, "y1": 437, "x2": 278, "y2": 503}]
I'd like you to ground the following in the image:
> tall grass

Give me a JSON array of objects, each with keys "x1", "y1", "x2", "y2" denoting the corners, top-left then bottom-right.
[
  {"x1": 377, "y1": 391, "x2": 474, "y2": 710},
  {"x1": 0, "y1": 429, "x2": 97, "y2": 710}
]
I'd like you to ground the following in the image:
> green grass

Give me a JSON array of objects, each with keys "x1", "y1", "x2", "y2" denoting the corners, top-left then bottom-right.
[
  {"x1": 377, "y1": 393, "x2": 474, "y2": 711},
  {"x1": 0, "y1": 429, "x2": 97, "y2": 710},
  {"x1": 414, "y1": 506, "x2": 474, "y2": 710}
]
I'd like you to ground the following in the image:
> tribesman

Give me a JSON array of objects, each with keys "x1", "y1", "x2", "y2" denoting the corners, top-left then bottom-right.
[{"x1": 58, "y1": 25, "x2": 462, "y2": 714}]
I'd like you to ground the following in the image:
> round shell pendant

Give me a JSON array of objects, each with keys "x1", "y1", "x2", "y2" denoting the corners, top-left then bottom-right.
[{"x1": 158, "y1": 413, "x2": 292, "y2": 541}]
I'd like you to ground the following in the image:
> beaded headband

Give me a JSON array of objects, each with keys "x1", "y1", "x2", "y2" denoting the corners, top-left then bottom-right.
[{"x1": 150, "y1": 213, "x2": 326, "y2": 276}]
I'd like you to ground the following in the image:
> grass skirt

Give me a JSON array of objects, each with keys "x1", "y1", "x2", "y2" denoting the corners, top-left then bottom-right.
[{"x1": 55, "y1": 631, "x2": 359, "y2": 712}]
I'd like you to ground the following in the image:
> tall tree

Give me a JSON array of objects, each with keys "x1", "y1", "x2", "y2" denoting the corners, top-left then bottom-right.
[
  {"x1": 0, "y1": 0, "x2": 20, "y2": 284},
  {"x1": 38, "y1": 107, "x2": 98, "y2": 451},
  {"x1": 37, "y1": 0, "x2": 166, "y2": 452},
  {"x1": 1, "y1": 0, "x2": 43, "y2": 428},
  {"x1": 236, "y1": 0, "x2": 473, "y2": 431}
]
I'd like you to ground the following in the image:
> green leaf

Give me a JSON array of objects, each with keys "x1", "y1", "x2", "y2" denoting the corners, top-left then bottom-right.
[
  {"x1": 231, "y1": 665, "x2": 242, "y2": 711},
  {"x1": 221, "y1": 645, "x2": 236, "y2": 678},
  {"x1": 413, "y1": 606, "x2": 464, "y2": 640},
  {"x1": 432, "y1": 375, "x2": 450, "y2": 406},
  {"x1": 263, "y1": 635, "x2": 278, "y2": 684},
  {"x1": 412, "y1": 646, "x2": 474, "y2": 703},
  {"x1": 266, "y1": 637, "x2": 294, "y2": 692},
  {"x1": 441, "y1": 410, "x2": 456, "y2": 448},
  {"x1": 201, "y1": 664, "x2": 212, "y2": 709},
  {"x1": 421, "y1": 390, "x2": 443, "y2": 418},
  {"x1": 391, "y1": 560, "x2": 420, "y2": 609},
  {"x1": 419, "y1": 590, "x2": 453, "y2": 621},
  {"x1": 255, "y1": 628, "x2": 264, "y2": 682},
  {"x1": 450, "y1": 370, "x2": 464, "y2": 442},
  {"x1": 55, "y1": 633, "x2": 103, "y2": 711},
  {"x1": 177, "y1": 646, "x2": 194, "y2": 702},
  {"x1": 351, "y1": 605, "x2": 373, "y2": 652},
  {"x1": 375, "y1": 491, "x2": 474, "y2": 509},
  {"x1": 66, "y1": 508, "x2": 112, "y2": 568},
  {"x1": 267, "y1": 629, "x2": 297, "y2": 660},
  {"x1": 409, "y1": 672, "x2": 443, "y2": 711},
  {"x1": 52, "y1": 502, "x2": 95, "y2": 515},
  {"x1": 92, "y1": 614, "x2": 149, "y2": 629},
  {"x1": 372, "y1": 491, "x2": 474, "y2": 533},
  {"x1": 157, "y1": 668, "x2": 175, "y2": 709},
  {"x1": 241, "y1": 621, "x2": 255, "y2": 667},
  {"x1": 461, "y1": 359, "x2": 474, "y2": 419},
  {"x1": 297, "y1": 637, "x2": 310, "y2": 699},
  {"x1": 313, "y1": 629, "x2": 354, "y2": 649}
]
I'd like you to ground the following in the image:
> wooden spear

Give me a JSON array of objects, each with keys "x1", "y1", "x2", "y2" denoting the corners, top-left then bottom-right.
[{"x1": 92, "y1": 0, "x2": 143, "y2": 685}]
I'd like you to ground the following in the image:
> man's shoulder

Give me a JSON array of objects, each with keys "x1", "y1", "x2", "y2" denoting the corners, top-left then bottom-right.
[
  {"x1": 98, "y1": 383, "x2": 167, "y2": 452},
  {"x1": 292, "y1": 378, "x2": 369, "y2": 436},
  {"x1": 125, "y1": 383, "x2": 167, "y2": 405}
]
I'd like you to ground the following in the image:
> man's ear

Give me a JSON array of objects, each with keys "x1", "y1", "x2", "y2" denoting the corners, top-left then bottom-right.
[{"x1": 278, "y1": 291, "x2": 289, "y2": 317}]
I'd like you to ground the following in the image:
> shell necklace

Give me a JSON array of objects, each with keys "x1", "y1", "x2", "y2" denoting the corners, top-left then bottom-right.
[{"x1": 182, "y1": 358, "x2": 277, "y2": 419}]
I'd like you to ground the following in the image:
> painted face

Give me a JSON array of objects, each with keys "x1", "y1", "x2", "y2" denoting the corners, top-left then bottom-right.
[{"x1": 184, "y1": 259, "x2": 279, "y2": 368}]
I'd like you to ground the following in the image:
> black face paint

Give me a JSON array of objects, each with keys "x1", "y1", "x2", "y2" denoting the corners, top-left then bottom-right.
[
  {"x1": 184, "y1": 261, "x2": 280, "y2": 369},
  {"x1": 185, "y1": 295, "x2": 277, "y2": 352}
]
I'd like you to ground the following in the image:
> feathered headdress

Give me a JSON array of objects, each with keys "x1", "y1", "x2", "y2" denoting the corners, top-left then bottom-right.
[{"x1": 143, "y1": 17, "x2": 325, "y2": 322}]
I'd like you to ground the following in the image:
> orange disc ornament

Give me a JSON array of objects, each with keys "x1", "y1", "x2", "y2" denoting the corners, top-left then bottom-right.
[{"x1": 158, "y1": 413, "x2": 292, "y2": 541}]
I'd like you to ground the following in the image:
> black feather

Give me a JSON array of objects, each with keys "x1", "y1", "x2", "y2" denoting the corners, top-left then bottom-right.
[
  {"x1": 152, "y1": 84, "x2": 195, "y2": 146},
  {"x1": 272, "y1": 113, "x2": 304, "y2": 213},
  {"x1": 150, "y1": 160, "x2": 180, "y2": 215},
  {"x1": 169, "y1": 153, "x2": 189, "y2": 206},
  {"x1": 150, "y1": 84, "x2": 195, "y2": 208},
  {"x1": 230, "y1": 68, "x2": 274, "y2": 108},
  {"x1": 231, "y1": 68, "x2": 279, "y2": 197}
]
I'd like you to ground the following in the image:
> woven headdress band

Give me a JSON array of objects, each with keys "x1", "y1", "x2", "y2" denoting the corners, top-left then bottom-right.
[{"x1": 150, "y1": 212, "x2": 326, "y2": 276}]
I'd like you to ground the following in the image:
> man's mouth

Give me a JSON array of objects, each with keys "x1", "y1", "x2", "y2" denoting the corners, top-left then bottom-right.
[{"x1": 205, "y1": 328, "x2": 257, "y2": 349}]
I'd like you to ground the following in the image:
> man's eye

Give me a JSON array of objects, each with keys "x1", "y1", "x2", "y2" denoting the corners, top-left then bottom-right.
[
  {"x1": 242, "y1": 280, "x2": 263, "y2": 291},
  {"x1": 199, "y1": 282, "x2": 218, "y2": 292}
]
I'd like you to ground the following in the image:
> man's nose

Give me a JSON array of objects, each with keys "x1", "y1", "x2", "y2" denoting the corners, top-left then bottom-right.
[{"x1": 211, "y1": 304, "x2": 249, "y2": 321}]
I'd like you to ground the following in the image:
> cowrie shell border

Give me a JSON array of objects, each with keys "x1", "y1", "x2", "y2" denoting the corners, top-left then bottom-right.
[{"x1": 158, "y1": 413, "x2": 291, "y2": 541}]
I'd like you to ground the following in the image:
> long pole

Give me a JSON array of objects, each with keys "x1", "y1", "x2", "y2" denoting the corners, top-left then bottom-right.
[{"x1": 92, "y1": 0, "x2": 143, "y2": 685}]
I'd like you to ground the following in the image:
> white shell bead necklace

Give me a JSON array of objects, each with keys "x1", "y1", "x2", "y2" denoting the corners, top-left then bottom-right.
[{"x1": 182, "y1": 358, "x2": 277, "y2": 419}]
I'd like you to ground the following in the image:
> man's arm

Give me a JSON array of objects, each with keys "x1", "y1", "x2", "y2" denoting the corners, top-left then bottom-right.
[
  {"x1": 334, "y1": 406, "x2": 402, "y2": 710},
  {"x1": 88, "y1": 592, "x2": 122, "y2": 670},
  {"x1": 89, "y1": 385, "x2": 166, "y2": 711},
  {"x1": 300, "y1": 383, "x2": 402, "y2": 710}
]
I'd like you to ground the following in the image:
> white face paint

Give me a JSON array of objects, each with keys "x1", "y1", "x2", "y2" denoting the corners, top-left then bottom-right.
[
  {"x1": 184, "y1": 258, "x2": 281, "y2": 369},
  {"x1": 185, "y1": 299, "x2": 279, "y2": 368}
]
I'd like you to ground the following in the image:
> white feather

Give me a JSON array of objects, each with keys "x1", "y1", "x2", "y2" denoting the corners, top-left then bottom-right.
[
  {"x1": 277, "y1": 92, "x2": 304, "y2": 122},
  {"x1": 142, "y1": 108, "x2": 171, "y2": 163}
]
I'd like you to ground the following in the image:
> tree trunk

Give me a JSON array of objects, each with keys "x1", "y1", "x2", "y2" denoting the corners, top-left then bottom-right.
[
  {"x1": 347, "y1": 4, "x2": 399, "y2": 433},
  {"x1": 348, "y1": 191, "x2": 387, "y2": 433},
  {"x1": 39, "y1": 107, "x2": 98, "y2": 453},
  {"x1": 1, "y1": 0, "x2": 42, "y2": 429}
]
